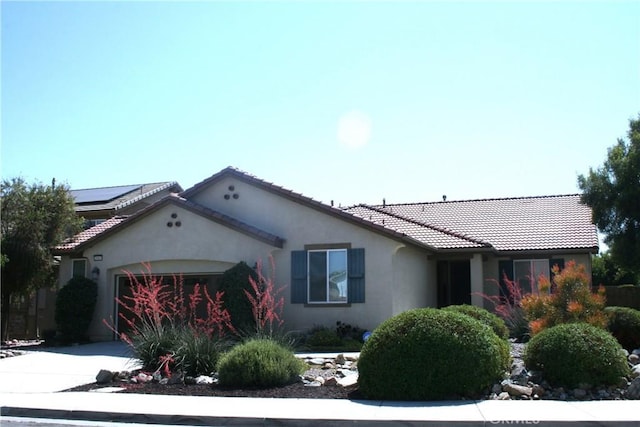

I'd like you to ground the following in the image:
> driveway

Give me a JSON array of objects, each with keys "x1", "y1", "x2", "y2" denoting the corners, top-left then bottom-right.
[{"x1": 0, "y1": 342, "x2": 139, "y2": 393}]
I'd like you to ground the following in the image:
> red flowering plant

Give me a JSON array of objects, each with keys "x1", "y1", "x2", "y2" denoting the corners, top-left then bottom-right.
[
  {"x1": 479, "y1": 274, "x2": 532, "y2": 342},
  {"x1": 244, "y1": 256, "x2": 286, "y2": 340},
  {"x1": 103, "y1": 263, "x2": 234, "y2": 377}
]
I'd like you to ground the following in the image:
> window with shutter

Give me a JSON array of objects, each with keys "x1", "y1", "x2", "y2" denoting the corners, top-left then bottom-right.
[{"x1": 291, "y1": 247, "x2": 365, "y2": 304}]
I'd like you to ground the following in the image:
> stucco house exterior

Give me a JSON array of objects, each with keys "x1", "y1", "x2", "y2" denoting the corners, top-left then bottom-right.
[{"x1": 53, "y1": 167, "x2": 599, "y2": 342}]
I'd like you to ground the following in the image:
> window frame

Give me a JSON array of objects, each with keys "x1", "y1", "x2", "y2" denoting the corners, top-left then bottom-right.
[{"x1": 307, "y1": 248, "x2": 348, "y2": 304}]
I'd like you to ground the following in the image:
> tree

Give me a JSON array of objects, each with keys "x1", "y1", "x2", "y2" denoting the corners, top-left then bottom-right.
[
  {"x1": 578, "y1": 114, "x2": 640, "y2": 284},
  {"x1": 1, "y1": 178, "x2": 82, "y2": 340},
  {"x1": 591, "y1": 251, "x2": 636, "y2": 287}
]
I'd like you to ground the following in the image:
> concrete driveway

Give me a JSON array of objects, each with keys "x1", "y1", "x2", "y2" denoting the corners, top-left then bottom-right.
[{"x1": 0, "y1": 342, "x2": 139, "y2": 393}]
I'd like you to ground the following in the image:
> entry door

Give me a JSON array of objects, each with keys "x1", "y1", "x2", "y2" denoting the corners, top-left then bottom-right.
[{"x1": 437, "y1": 260, "x2": 471, "y2": 307}]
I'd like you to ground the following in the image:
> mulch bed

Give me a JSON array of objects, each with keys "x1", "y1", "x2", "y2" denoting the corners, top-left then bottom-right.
[{"x1": 66, "y1": 380, "x2": 362, "y2": 399}]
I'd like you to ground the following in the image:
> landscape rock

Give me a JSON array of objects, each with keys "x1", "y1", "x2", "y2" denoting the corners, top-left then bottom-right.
[
  {"x1": 626, "y1": 377, "x2": 640, "y2": 400},
  {"x1": 503, "y1": 382, "x2": 533, "y2": 397},
  {"x1": 631, "y1": 365, "x2": 640, "y2": 379},
  {"x1": 629, "y1": 354, "x2": 639, "y2": 365},
  {"x1": 335, "y1": 354, "x2": 346, "y2": 365},
  {"x1": 195, "y1": 375, "x2": 214, "y2": 385},
  {"x1": 96, "y1": 369, "x2": 114, "y2": 384}
]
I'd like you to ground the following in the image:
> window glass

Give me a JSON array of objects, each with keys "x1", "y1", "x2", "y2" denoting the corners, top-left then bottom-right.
[
  {"x1": 328, "y1": 251, "x2": 347, "y2": 301},
  {"x1": 514, "y1": 259, "x2": 549, "y2": 294},
  {"x1": 309, "y1": 251, "x2": 327, "y2": 302},
  {"x1": 308, "y1": 249, "x2": 347, "y2": 303},
  {"x1": 72, "y1": 259, "x2": 87, "y2": 278}
]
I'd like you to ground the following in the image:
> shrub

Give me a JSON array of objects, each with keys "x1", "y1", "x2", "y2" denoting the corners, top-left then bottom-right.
[
  {"x1": 358, "y1": 308, "x2": 510, "y2": 400},
  {"x1": 217, "y1": 338, "x2": 307, "y2": 388},
  {"x1": 478, "y1": 275, "x2": 531, "y2": 341},
  {"x1": 524, "y1": 323, "x2": 629, "y2": 388},
  {"x1": 336, "y1": 321, "x2": 366, "y2": 342},
  {"x1": 218, "y1": 261, "x2": 258, "y2": 333},
  {"x1": 129, "y1": 323, "x2": 180, "y2": 372},
  {"x1": 55, "y1": 276, "x2": 98, "y2": 343},
  {"x1": 521, "y1": 260, "x2": 607, "y2": 335},
  {"x1": 174, "y1": 329, "x2": 228, "y2": 377},
  {"x1": 306, "y1": 326, "x2": 343, "y2": 348},
  {"x1": 442, "y1": 304, "x2": 509, "y2": 340},
  {"x1": 605, "y1": 306, "x2": 640, "y2": 351}
]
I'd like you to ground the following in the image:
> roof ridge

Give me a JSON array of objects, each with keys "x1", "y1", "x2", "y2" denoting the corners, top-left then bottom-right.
[
  {"x1": 376, "y1": 193, "x2": 582, "y2": 207},
  {"x1": 360, "y1": 204, "x2": 492, "y2": 247},
  {"x1": 115, "y1": 182, "x2": 180, "y2": 210}
]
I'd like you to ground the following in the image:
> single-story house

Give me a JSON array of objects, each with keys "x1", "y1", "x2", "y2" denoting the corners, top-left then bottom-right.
[{"x1": 53, "y1": 167, "x2": 599, "y2": 342}]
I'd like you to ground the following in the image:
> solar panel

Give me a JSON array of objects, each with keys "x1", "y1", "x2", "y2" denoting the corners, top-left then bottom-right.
[{"x1": 71, "y1": 184, "x2": 142, "y2": 204}]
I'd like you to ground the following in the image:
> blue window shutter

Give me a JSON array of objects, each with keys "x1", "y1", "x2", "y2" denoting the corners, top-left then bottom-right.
[
  {"x1": 291, "y1": 250, "x2": 308, "y2": 303},
  {"x1": 498, "y1": 260, "x2": 514, "y2": 301},
  {"x1": 347, "y1": 248, "x2": 365, "y2": 303}
]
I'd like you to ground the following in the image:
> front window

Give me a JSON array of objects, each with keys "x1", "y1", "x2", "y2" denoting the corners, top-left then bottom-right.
[
  {"x1": 308, "y1": 249, "x2": 347, "y2": 303},
  {"x1": 514, "y1": 259, "x2": 549, "y2": 294},
  {"x1": 72, "y1": 259, "x2": 87, "y2": 278}
]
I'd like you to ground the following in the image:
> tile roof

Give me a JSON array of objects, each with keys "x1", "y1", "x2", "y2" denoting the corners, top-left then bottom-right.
[
  {"x1": 344, "y1": 195, "x2": 599, "y2": 252},
  {"x1": 54, "y1": 216, "x2": 128, "y2": 252},
  {"x1": 57, "y1": 168, "x2": 599, "y2": 255}
]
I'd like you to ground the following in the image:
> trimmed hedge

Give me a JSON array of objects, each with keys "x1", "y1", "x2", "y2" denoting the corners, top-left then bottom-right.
[
  {"x1": 357, "y1": 308, "x2": 510, "y2": 400},
  {"x1": 55, "y1": 276, "x2": 98, "y2": 343},
  {"x1": 605, "y1": 306, "x2": 640, "y2": 351},
  {"x1": 217, "y1": 338, "x2": 306, "y2": 388},
  {"x1": 442, "y1": 304, "x2": 510, "y2": 340},
  {"x1": 524, "y1": 323, "x2": 629, "y2": 388}
]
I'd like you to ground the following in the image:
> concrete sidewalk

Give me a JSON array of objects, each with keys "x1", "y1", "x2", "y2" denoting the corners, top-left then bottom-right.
[{"x1": 1, "y1": 342, "x2": 639, "y2": 426}]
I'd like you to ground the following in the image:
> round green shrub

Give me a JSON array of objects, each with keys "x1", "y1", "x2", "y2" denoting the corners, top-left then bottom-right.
[
  {"x1": 55, "y1": 276, "x2": 98, "y2": 343},
  {"x1": 217, "y1": 338, "x2": 307, "y2": 388},
  {"x1": 605, "y1": 306, "x2": 640, "y2": 351},
  {"x1": 442, "y1": 304, "x2": 510, "y2": 340},
  {"x1": 524, "y1": 323, "x2": 629, "y2": 388},
  {"x1": 218, "y1": 261, "x2": 259, "y2": 333},
  {"x1": 358, "y1": 308, "x2": 510, "y2": 400}
]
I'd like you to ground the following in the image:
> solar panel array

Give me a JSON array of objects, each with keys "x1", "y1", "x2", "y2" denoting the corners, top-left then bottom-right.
[{"x1": 71, "y1": 184, "x2": 142, "y2": 204}]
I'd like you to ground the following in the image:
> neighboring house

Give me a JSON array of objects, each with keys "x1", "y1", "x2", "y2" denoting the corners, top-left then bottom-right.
[
  {"x1": 71, "y1": 182, "x2": 183, "y2": 228},
  {"x1": 53, "y1": 167, "x2": 599, "y2": 342}
]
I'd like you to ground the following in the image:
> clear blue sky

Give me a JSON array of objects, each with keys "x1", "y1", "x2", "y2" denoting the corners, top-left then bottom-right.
[{"x1": 2, "y1": 1, "x2": 639, "y2": 207}]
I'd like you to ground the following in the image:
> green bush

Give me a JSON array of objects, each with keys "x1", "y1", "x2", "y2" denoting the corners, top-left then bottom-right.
[
  {"x1": 442, "y1": 304, "x2": 510, "y2": 340},
  {"x1": 524, "y1": 323, "x2": 629, "y2": 388},
  {"x1": 174, "y1": 330, "x2": 228, "y2": 377},
  {"x1": 217, "y1": 338, "x2": 307, "y2": 388},
  {"x1": 128, "y1": 323, "x2": 180, "y2": 372},
  {"x1": 218, "y1": 261, "x2": 258, "y2": 333},
  {"x1": 306, "y1": 326, "x2": 343, "y2": 348},
  {"x1": 358, "y1": 308, "x2": 510, "y2": 400},
  {"x1": 605, "y1": 306, "x2": 640, "y2": 351},
  {"x1": 55, "y1": 276, "x2": 98, "y2": 343}
]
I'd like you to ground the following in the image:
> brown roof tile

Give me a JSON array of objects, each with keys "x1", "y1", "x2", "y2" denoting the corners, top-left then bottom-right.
[{"x1": 346, "y1": 195, "x2": 599, "y2": 252}]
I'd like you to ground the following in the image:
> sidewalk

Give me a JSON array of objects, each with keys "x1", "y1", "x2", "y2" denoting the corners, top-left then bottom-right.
[{"x1": 1, "y1": 342, "x2": 639, "y2": 426}]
